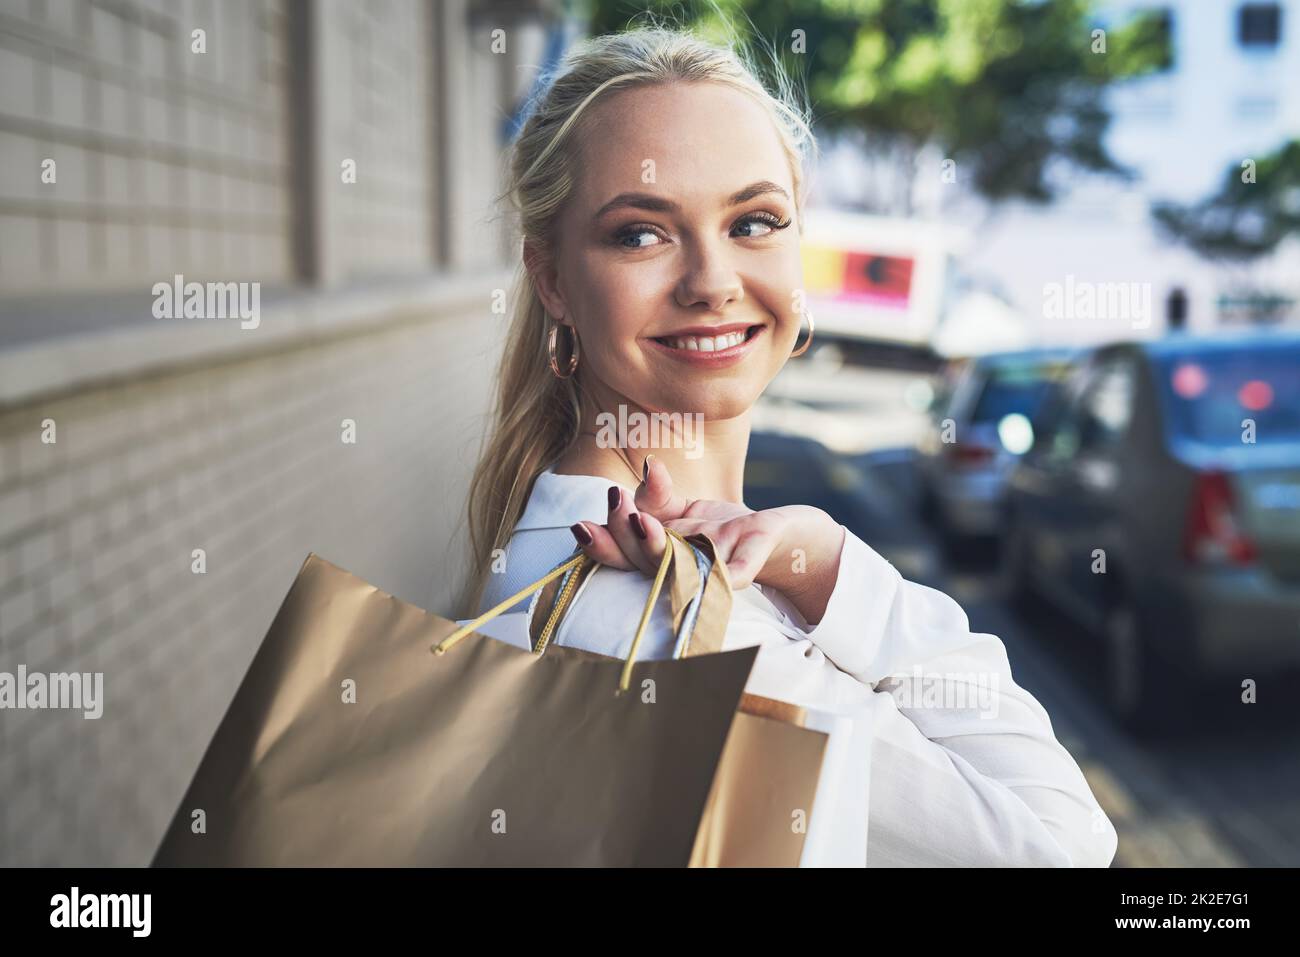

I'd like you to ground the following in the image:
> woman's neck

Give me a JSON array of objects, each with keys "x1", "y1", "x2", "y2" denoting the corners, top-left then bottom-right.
[{"x1": 550, "y1": 392, "x2": 751, "y2": 504}]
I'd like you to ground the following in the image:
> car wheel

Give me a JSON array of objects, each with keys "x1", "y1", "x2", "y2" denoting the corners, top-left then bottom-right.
[{"x1": 1103, "y1": 599, "x2": 1183, "y2": 737}]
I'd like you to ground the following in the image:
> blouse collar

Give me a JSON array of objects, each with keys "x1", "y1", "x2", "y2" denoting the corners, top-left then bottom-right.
[{"x1": 514, "y1": 467, "x2": 638, "y2": 532}]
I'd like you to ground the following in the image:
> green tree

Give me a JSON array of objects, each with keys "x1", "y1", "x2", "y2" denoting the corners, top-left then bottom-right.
[
  {"x1": 1153, "y1": 141, "x2": 1300, "y2": 260},
  {"x1": 583, "y1": 0, "x2": 1169, "y2": 213}
]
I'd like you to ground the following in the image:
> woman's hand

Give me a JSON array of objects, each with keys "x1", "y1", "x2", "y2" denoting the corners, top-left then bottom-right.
[{"x1": 569, "y1": 457, "x2": 846, "y2": 625}]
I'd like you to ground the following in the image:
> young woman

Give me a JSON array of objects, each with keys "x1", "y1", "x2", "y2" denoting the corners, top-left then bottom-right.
[{"x1": 463, "y1": 26, "x2": 1117, "y2": 867}]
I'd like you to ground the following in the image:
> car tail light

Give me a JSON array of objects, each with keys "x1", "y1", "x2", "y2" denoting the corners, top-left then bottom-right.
[
  {"x1": 946, "y1": 442, "x2": 996, "y2": 467},
  {"x1": 1183, "y1": 471, "x2": 1257, "y2": 565}
]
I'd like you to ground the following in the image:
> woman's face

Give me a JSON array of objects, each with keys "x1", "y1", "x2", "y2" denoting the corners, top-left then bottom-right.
[{"x1": 534, "y1": 81, "x2": 805, "y2": 423}]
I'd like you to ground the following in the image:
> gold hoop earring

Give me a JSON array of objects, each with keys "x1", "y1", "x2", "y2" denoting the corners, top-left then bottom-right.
[
  {"x1": 790, "y1": 309, "x2": 815, "y2": 358},
  {"x1": 548, "y1": 321, "x2": 579, "y2": 378}
]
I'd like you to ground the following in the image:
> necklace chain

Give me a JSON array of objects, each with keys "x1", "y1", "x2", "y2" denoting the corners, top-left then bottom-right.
[{"x1": 576, "y1": 429, "x2": 645, "y2": 486}]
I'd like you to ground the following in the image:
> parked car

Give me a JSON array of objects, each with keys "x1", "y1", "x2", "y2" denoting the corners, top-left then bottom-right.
[
  {"x1": 1002, "y1": 331, "x2": 1300, "y2": 733},
  {"x1": 917, "y1": 349, "x2": 1076, "y2": 546}
]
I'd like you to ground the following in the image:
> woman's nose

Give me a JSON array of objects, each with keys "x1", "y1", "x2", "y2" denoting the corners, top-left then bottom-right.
[{"x1": 673, "y1": 241, "x2": 744, "y2": 313}]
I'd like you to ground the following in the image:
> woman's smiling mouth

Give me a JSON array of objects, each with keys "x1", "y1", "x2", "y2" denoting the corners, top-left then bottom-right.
[{"x1": 647, "y1": 323, "x2": 765, "y2": 366}]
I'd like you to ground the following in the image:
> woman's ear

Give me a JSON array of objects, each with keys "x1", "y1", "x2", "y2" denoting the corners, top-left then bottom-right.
[{"x1": 523, "y1": 239, "x2": 568, "y2": 321}]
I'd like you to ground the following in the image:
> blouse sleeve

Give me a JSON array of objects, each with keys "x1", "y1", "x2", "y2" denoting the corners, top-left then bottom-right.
[{"x1": 798, "y1": 528, "x2": 1119, "y2": 868}]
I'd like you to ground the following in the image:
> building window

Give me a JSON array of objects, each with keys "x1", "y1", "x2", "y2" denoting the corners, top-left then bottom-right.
[{"x1": 1238, "y1": 3, "x2": 1282, "y2": 48}]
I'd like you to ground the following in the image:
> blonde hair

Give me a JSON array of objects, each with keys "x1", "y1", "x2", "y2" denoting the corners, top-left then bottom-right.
[{"x1": 460, "y1": 19, "x2": 819, "y2": 616}]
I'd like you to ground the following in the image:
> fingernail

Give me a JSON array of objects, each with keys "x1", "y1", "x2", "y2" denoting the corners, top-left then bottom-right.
[
  {"x1": 642, "y1": 454, "x2": 654, "y2": 482},
  {"x1": 570, "y1": 523, "x2": 593, "y2": 546},
  {"x1": 629, "y1": 513, "x2": 647, "y2": 540},
  {"x1": 607, "y1": 486, "x2": 621, "y2": 510}
]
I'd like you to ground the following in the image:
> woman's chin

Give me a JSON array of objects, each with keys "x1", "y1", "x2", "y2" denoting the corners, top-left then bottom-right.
[{"x1": 652, "y1": 384, "x2": 763, "y2": 423}]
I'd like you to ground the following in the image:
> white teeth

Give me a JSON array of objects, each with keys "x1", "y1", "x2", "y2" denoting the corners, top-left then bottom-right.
[{"x1": 666, "y1": 331, "x2": 747, "y2": 352}]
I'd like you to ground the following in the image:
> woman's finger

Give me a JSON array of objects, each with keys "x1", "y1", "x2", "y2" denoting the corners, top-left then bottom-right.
[
  {"x1": 724, "y1": 529, "x2": 777, "y2": 590},
  {"x1": 606, "y1": 485, "x2": 661, "y2": 577},
  {"x1": 569, "y1": 521, "x2": 635, "y2": 571},
  {"x1": 664, "y1": 516, "x2": 748, "y2": 585},
  {"x1": 627, "y1": 509, "x2": 668, "y2": 573},
  {"x1": 662, "y1": 516, "x2": 710, "y2": 538},
  {"x1": 634, "y1": 454, "x2": 690, "y2": 521}
]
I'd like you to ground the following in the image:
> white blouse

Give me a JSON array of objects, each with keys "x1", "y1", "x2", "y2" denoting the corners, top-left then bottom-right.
[{"x1": 477, "y1": 468, "x2": 1119, "y2": 867}]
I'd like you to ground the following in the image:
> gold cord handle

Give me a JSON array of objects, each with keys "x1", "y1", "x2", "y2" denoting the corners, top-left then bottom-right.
[
  {"x1": 431, "y1": 552, "x2": 587, "y2": 656},
  {"x1": 431, "y1": 530, "x2": 690, "y2": 694},
  {"x1": 617, "y1": 529, "x2": 677, "y2": 694}
]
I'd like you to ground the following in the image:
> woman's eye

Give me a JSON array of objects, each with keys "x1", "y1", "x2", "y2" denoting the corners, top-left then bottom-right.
[
  {"x1": 732, "y1": 213, "x2": 791, "y2": 238},
  {"x1": 616, "y1": 228, "x2": 663, "y2": 249},
  {"x1": 614, "y1": 214, "x2": 790, "y2": 248}
]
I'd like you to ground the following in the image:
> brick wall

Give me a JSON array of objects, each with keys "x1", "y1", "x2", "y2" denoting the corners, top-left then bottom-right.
[
  {"x1": 0, "y1": 0, "x2": 297, "y2": 294},
  {"x1": 319, "y1": 0, "x2": 437, "y2": 276},
  {"x1": 0, "y1": 0, "x2": 542, "y2": 865},
  {"x1": 0, "y1": 297, "x2": 504, "y2": 865}
]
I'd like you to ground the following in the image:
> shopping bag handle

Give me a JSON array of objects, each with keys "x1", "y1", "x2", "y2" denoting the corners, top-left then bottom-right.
[
  {"x1": 432, "y1": 528, "x2": 706, "y2": 695},
  {"x1": 529, "y1": 528, "x2": 724, "y2": 660}
]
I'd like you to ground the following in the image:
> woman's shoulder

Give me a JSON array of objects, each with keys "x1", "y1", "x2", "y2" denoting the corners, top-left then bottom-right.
[
  {"x1": 479, "y1": 526, "x2": 583, "y2": 615},
  {"x1": 551, "y1": 563, "x2": 684, "y2": 661}
]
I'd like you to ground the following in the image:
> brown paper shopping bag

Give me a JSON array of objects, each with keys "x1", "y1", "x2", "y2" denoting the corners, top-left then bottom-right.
[
  {"x1": 515, "y1": 531, "x2": 835, "y2": 866},
  {"x1": 153, "y1": 532, "x2": 831, "y2": 867},
  {"x1": 511, "y1": 530, "x2": 835, "y2": 866}
]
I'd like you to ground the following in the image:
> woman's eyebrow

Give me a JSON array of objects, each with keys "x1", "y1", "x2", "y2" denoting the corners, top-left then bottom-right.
[
  {"x1": 727, "y1": 179, "x2": 790, "y2": 206},
  {"x1": 592, "y1": 180, "x2": 791, "y2": 220}
]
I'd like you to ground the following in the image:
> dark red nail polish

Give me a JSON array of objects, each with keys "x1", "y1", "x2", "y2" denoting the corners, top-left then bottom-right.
[
  {"x1": 570, "y1": 523, "x2": 593, "y2": 546},
  {"x1": 629, "y1": 513, "x2": 647, "y2": 540},
  {"x1": 608, "y1": 486, "x2": 621, "y2": 510}
]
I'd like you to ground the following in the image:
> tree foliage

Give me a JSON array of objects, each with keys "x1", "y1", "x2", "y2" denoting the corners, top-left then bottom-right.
[
  {"x1": 584, "y1": 0, "x2": 1171, "y2": 207},
  {"x1": 1153, "y1": 141, "x2": 1300, "y2": 260}
]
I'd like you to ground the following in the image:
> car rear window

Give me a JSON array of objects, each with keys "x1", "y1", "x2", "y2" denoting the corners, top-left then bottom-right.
[
  {"x1": 1157, "y1": 344, "x2": 1300, "y2": 445},
  {"x1": 970, "y1": 361, "x2": 1073, "y2": 423}
]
